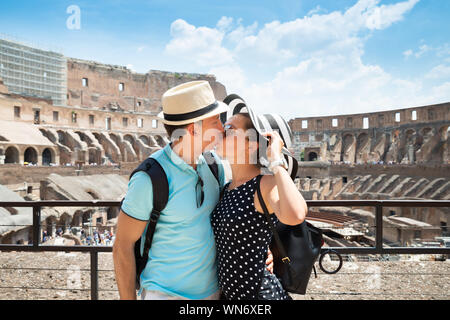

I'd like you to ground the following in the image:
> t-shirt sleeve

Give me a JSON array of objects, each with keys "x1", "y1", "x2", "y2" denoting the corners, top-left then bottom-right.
[{"x1": 120, "y1": 171, "x2": 153, "y2": 221}]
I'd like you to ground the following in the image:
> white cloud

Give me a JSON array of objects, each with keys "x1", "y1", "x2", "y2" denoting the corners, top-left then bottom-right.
[
  {"x1": 364, "y1": 0, "x2": 419, "y2": 30},
  {"x1": 216, "y1": 16, "x2": 233, "y2": 31},
  {"x1": 403, "y1": 49, "x2": 413, "y2": 58},
  {"x1": 165, "y1": 19, "x2": 233, "y2": 67},
  {"x1": 307, "y1": 6, "x2": 326, "y2": 16},
  {"x1": 426, "y1": 64, "x2": 450, "y2": 79},
  {"x1": 162, "y1": 0, "x2": 450, "y2": 119},
  {"x1": 431, "y1": 82, "x2": 450, "y2": 100}
]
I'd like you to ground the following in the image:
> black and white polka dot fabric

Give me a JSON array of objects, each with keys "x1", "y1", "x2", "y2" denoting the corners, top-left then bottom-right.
[{"x1": 211, "y1": 175, "x2": 291, "y2": 300}]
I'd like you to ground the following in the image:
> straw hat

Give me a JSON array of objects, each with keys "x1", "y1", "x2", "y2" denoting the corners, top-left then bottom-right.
[
  {"x1": 221, "y1": 93, "x2": 299, "y2": 180},
  {"x1": 157, "y1": 80, "x2": 229, "y2": 126}
]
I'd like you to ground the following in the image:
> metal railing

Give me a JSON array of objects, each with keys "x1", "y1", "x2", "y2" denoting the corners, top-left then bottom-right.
[{"x1": 0, "y1": 200, "x2": 449, "y2": 300}]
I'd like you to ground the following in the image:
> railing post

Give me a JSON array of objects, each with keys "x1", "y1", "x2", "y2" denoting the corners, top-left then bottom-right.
[
  {"x1": 375, "y1": 203, "x2": 383, "y2": 253},
  {"x1": 90, "y1": 250, "x2": 99, "y2": 300},
  {"x1": 32, "y1": 205, "x2": 41, "y2": 248}
]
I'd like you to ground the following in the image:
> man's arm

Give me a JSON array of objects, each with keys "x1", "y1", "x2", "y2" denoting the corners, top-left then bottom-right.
[{"x1": 113, "y1": 210, "x2": 148, "y2": 300}]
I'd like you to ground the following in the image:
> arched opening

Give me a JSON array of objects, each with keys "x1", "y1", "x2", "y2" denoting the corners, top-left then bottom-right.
[
  {"x1": 42, "y1": 148, "x2": 53, "y2": 166},
  {"x1": 24, "y1": 147, "x2": 38, "y2": 164},
  {"x1": 43, "y1": 216, "x2": 57, "y2": 240},
  {"x1": 5, "y1": 146, "x2": 19, "y2": 164},
  {"x1": 57, "y1": 130, "x2": 66, "y2": 144},
  {"x1": 72, "y1": 210, "x2": 84, "y2": 227},
  {"x1": 86, "y1": 189, "x2": 100, "y2": 200},
  {"x1": 107, "y1": 207, "x2": 118, "y2": 220},
  {"x1": 58, "y1": 212, "x2": 72, "y2": 234},
  {"x1": 124, "y1": 134, "x2": 135, "y2": 145},
  {"x1": 139, "y1": 135, "x2": 149, "y2": 146},
  {"x1": 341, "y1": 134, "x2": 355, "y2": 162},
  {"x1": 109, "y1": 133, "x2": 120, "y2": 146},
  {"x1": 439, "y1": 125, "x2": 449, "y2": 141},
  {"x1": 88, "y1": 148, "x2": 99, "y2": 164},
  {"x1": 154, "y1": 135, "x2": 165, "y2": 147},
  {"x1": 356, "y1": 133, "x2": 369, "y2": 163},
  {"x1": 308, "y1": 152, "x2": 318, "y2": 161}
]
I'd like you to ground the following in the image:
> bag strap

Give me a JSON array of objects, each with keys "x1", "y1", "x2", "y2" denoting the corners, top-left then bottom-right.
[
  {"x1": 256, "y1": 176, "x2": 318, "y2": 281},
  {"x1": 255, "y1": 175, "x2": 291, "y2": 266},
  {"x1": 129, "y1": 157, "x2": 169, "y2": 260},
  {"x1": 203, "y1": 151, "x2": 220, "y2": 185}
]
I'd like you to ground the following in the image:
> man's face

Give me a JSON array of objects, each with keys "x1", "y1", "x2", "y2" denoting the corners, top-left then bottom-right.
[{"x1": 193, "y1": 114, "x2": 224, "y2": 153}]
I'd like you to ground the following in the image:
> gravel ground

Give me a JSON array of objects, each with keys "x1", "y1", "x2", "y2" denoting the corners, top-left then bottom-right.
[{"x1": 0, "y1": 251, "x2": 448, "y2": 300}]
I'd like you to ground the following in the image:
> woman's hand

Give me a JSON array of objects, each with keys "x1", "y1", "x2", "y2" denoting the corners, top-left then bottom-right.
[
  {"x1": 265, "y1": 247, "x2": 274, "y2": 274},
  {"x1": 261, "y1": 131, "x2": 284, "y2": 163}
]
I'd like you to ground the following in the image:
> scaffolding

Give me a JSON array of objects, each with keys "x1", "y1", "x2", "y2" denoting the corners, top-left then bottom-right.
[{"x1": 0, "y1": 37, "x2": 67, "y2": 106}]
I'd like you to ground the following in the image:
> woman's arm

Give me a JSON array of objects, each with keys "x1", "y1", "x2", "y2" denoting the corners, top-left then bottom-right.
[{"x1": 255, "y1": 132, "x2": 308, "y2": 225}]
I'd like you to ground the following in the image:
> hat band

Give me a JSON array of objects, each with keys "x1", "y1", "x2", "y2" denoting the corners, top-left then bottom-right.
[{"x1": 163, "y1": 101, "x2": 218, "y2": 122}]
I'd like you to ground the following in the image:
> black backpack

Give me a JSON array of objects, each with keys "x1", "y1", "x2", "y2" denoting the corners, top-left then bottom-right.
[{"x1": 121, "y1": 151, "x2": 220, "y2": 290}]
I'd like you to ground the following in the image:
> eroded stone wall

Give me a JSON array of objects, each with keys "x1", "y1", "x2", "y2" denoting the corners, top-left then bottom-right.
[{"x1": 290, "y1": 102, "x2": 450, "y2": 165}]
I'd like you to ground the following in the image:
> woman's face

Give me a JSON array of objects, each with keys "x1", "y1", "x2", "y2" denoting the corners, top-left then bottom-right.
[{"x1": 216, "y1": 114, "x2": 258, "y2": 165}]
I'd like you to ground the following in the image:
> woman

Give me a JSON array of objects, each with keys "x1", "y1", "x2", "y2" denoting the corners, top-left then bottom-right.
[{"x1": 211, "y1": 95, "x2": 308, "y2": 300}]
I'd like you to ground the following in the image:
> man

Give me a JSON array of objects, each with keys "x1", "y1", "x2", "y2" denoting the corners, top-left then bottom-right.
[{"x1": 114, "y1": 80, "x2": 229, "y2": 300}]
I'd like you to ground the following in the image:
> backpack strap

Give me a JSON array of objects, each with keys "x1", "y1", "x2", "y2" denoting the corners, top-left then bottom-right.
[
  {"x1": 128, "y1": 157, "x2": 169, "y2": 290},
  {"x1": 255, "y1": 175, "x2": 291, "y2": 265},
  {"x1": 203, "y1": 151, "x2": 220, "y2": 186}
]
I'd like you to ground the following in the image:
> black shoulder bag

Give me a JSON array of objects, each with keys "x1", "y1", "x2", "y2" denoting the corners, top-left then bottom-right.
[{"x1": 255, "y1": 175, "x2": 323, "y2": 295}]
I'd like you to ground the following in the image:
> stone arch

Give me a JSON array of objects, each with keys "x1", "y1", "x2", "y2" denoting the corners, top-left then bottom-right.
[
  {"x1": 75, "y1": 131, "x2": 89, "y2": 144},
  {"x1": 92, "y1": 132, "x2": 120, "y2": 164},
  {"x1": 420, "y1": 127, "x2": 434, "y2": 140},
  {"x1": 24, "y1": 147, "x2": 38, "y2": 164},
  {"x1": 44, "y1": 215, "x2": 58, "y2": 239},
  {"x1": 123, "y1": 134, "x2": 136, "y2": 145},
  {"x1": 57, "y1": 130, "x2": 67, "y2": 145},
  {"x1": 356, "y1": 132, "x2": 370, "y2": 163},
  {"x1": 154, "y1": 135, "x2": 166, "y2": 147},
  {"x1": 5, "y1": 146, "x2": 19, "y2": 164},
  {"x1": 405, "y1": 129, "x2": 416, "y2": 142},
  {"x1": 58, "y1": 212, "x2": 72, "y2": 233},
  {"x1": 341, "y1": 133, "x2": 355, "y2": 163},
  {"x1": 139, "y1": 135, "x2": 150, "y2": 146},
  {"x1": 124, "y1": 134, "x2": 140, "y2": 160},
  {"x1": 42, "y1": 148, "x2": 54, "y2": 165},
  {"x1": 109, "y1": 133, "x2": 124, "y2": 161},
  {"x1": 109, "y1": 133, "x2": 120, "y2": 145},
  {"x1": 88, "y1": 147, "x2": 100, "y2": 164},
  {"x1": 107, "y1": 207, "x2": 119, "y2": 220},
  {"x1": 86, "y1": 189, "x2": 100, "y2": 200},
  {"x1": 402, "y1": 128, "x2": 417, "y2": 163},
  {"x1": 72, "y1": 210, "x2": 84, "y2": 227},
  {"x1": 439, "y1": 125, "x2": 449, "y2": 141},
  {"x1": 82, "y1": 212, "x2": 90, "y2": 225}
]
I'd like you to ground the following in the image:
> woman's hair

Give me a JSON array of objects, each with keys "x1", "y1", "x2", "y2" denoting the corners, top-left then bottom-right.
[{"x1": 237, "y1": 113, "x2": 264, "y2": 168}]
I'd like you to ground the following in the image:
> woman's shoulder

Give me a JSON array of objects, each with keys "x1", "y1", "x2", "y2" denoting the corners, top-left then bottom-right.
[{"x1": 260, "y1": 174, "x2": 277, "y2": 194}]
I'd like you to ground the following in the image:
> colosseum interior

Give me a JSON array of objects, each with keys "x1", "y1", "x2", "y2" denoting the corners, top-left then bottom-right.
[
  {"x1": 0, "y1": 36, "x2": 448, "y2": 256},
  {"x1": 290, "y1": 103, "x2": 450, "y2": 249},
  {"x1": 0, "y1": 37, "x2": 227, "y2": 244}
]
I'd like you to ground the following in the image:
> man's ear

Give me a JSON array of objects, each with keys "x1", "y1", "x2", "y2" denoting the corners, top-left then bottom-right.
[{"x1": 185, "y1": 123, "x2": 195, "y2": 136}]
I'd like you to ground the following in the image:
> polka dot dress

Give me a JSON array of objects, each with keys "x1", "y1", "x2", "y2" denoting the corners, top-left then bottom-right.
[{"x1": 211, "y1": 175, "x2": 291, "y2": 300}]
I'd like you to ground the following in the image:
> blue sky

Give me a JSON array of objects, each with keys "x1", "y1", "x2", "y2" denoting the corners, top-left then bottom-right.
[{"x1": 1, "y1": 0, "x2": 449, "y2": 119}]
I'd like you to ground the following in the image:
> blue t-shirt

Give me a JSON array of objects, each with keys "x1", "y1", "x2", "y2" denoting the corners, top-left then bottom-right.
[{"x1": 121, "y1": 144, "x2": 227, "y2": 299}]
